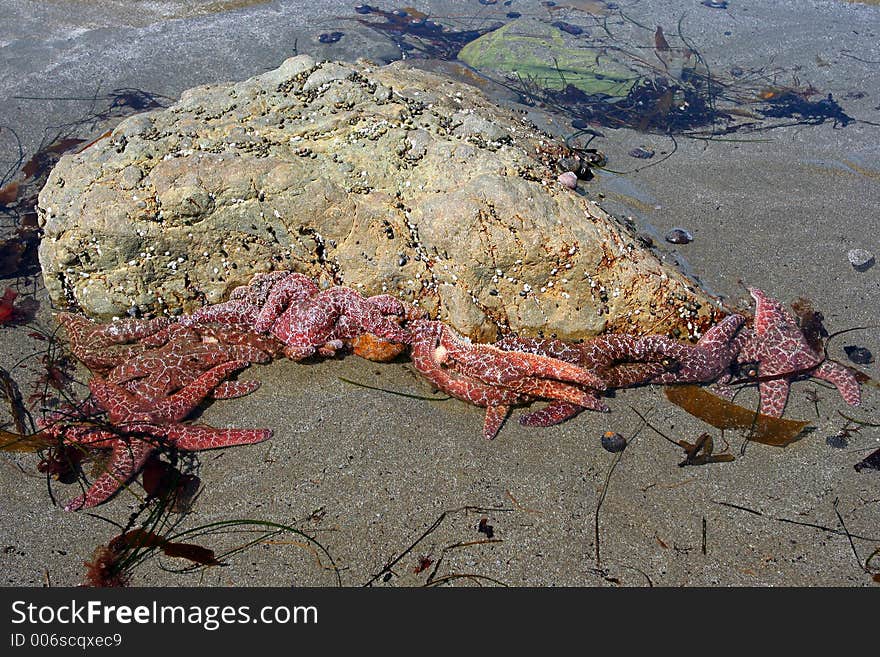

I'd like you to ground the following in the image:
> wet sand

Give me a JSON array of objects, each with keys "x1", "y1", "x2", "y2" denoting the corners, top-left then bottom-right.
[{"x1": 1, "y1": 0, "x2": 878, "y2": 586}]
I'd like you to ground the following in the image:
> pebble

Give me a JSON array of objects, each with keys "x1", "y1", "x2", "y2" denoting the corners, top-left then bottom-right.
[
  {"x1": 628, "y1": 146, "x2": 655, "y2": 159},
  {"x1": 557, "y1": 171, "x2": 578, "y2": 189},
  {"x1": 600, "y1": 431, "x2": 627, "y2": 453},
  {"x1": 844, "y1": 345, "x2": 874, "y2": 365},
  {"x1": 847, "y1": 248, "x2": 875, "y2": 272},
  {"x1": 825, "y1": 433, "x2": 848, "y2": 449},
  {"x1": 664, "y1": 227, "x2": 693, "y2": 245},
  {"x1": 552, "y1": 21, "x2": 585, "y2": 36},
  {"x1": 318, "y1": 32, "x2": 344, "y2": 44}
]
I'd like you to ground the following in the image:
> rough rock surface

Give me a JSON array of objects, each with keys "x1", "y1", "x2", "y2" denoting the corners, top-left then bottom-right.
[{"x1": 38, "y1": 56, "x2": 725, "y2": 341}]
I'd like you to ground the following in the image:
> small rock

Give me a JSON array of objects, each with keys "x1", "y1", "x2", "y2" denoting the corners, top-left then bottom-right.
[
  {"x1": 600, "y1": 431, "x2": 627, "y2": 453},
  {"x1": 847, "y1": 248, "x2": 875, "y2": 272},
  {"x1": 665, "y1": 228, "x2": 693, "y2": 245},
  {"x1": 628, "y1": 146, "x2": 655, "y2": 159},
  {"x1": 552, "y1": 21, "x2": 585, "y2": 36},
  {"x1": 825, "y1": 433, "x2": 848, "y2": 449},
  {"x1": 844, "y1": 345, "x2": 874, "y2": 365},
  {"x1": 557, "y1": 171, "x2": 578, "y2": 189},
  {"x1": 318, "y1": 32, "x2": 344, "y2": 44}
]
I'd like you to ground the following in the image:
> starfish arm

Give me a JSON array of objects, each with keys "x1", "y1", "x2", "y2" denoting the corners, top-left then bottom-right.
[
  {"x1": 329, "y1": 289, "x2": 411, "y2": 345},
  {"x1": 64, "y1": 438, "x2": 153, "y2": 510},
  {"x1": 509, "y1": 377, "x2": 604, "y2": 408},
  {"x1": 500, "y1": 350, "x2": 606, "y2": 389},
  {"x1": 58, "y1": 313, "x2": 171, "y2": 370},
  {"x1": 607, "y1": 361, "x2": 670, "y2": 387},
  {"x1": 196, "y1": 323, "x2": 283, "y2": 357},
  {"x1": 758, "y1": 378, "x2": 792, "y2": 417},
  {"x1": 813, "y1": 360, "x2": 861, "y2": 407},
  {"x1": 443, "y1": 328, "x2": 604, "y2": 390},
  {"x1": 180, "y1": 301, "x2": 260, "y2": 328},
  {"x1": 519, "y1": 401, "x2": 585, "y2": 427},
  {"x1": 409, "y1": 320, "x2": 524, "y2": 409},
  {"x1": 167, "y1": 425, "x2": 272, "y2": 449},
  {"x1": 89, "y1": 376, "x2": 151, "y2": 424},
  {"x1": 212, "y1": 380, "x2": 262, "y2": 399},
  {"x1": 482, "y1": 405, "x2": 510, "y2": 440},
  {"x1": 365, "y1": 293, "x2": 406, "y2": 317},
  {"x1": 253, "y1": 273, "x2": 319, "y2": 332},
  {"x1": 154, "y1": 360, "x2": 249, "y2": 423},
  {"x1": 283, "y1": 343, "x2": 319, "y2": 360},
  {"x1": 699, "y1": 313, "x2": 745, "y2": 346}
]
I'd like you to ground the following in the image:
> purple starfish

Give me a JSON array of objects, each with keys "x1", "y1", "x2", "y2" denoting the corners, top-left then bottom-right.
[
  {"x1": 738, "y1": 288, "x2": 861, "y2": 417},
  {"x1": 495, "y1": 313, "x2": 746, "y2": 426}
]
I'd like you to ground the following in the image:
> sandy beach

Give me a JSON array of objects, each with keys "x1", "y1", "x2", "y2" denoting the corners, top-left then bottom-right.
[{"x1": 1, "y1": 0, "x2": 878, "y2": 587}]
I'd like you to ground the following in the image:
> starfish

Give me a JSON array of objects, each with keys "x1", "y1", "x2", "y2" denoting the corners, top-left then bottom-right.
[
  {"x1": 495, "y1": 313, "x2": 746, "y2": 426},
  {"x1": 180, "y1": 270, "x2": 312, "y2": 328},
  {"x1": 46, "y1": 360, "x2": 270, "y2": 510},
  {"x1": 409, "y1": 320, "x2": 529, "y2": 439},
  {"x1": 58, "y1": 312, "x2": 173, "y2": 371},
  {"x1": 434, "y1": 321, "x2": 606, "y2": 403},
  {"x1": 107, "y1": 323, "x2": 278, "y2": 401},
  {"x1": 737, "y1": 288, "x2": 860, "y2": 417},
  {"x1": 58, "y1": 423, "x2": 270, "y2": 511},
  {"x1": 254, "y1": 276, "x2": 411, "y2": 360},
  {"x1": 409, "y1": 320, "x2": 606, "y2": 439},
  {"x1": 90, "y1": 360, "x2": 252, "y2": 425}
]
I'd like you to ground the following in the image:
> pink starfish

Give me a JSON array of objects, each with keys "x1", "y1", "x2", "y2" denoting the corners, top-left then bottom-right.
[
  {"x1": 181, "y1": 271, "x2": 312, "y2": 328},
  {"x1": 409, "y1": 320, "x2": 606, "y2": 439},
  {"x1": 107, "y1": 323, "x2": 277, "y2": 401},
  {"x1": 90, "y1": 360, "x2": 251, "y2": 425},
  {"x1": 59, "y1": 423, "x2": 270, "y2": 511},
  {"x1": 738, "y1": 288, "x2": 860, "y2": 417},
  {"x1": 254, "y1": 275, "x2": 411, "y2": 360},
  {"x1": 495, "y1": 313, "x2": 746, "y2": 426},
  {"x1": 409, "y1": 320, "x2": 529, "y2": 439},
  {"x1": 58, "y1": 312, "x2": 173, "y2": 371},
  {"x1": 47, "y1": 360, "x2": 269, "y2": 510}
]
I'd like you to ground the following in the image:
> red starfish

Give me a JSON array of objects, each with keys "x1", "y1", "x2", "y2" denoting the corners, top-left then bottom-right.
[
  {"x1": 58, "y1": 423, "x2": 270, "y2": 511},
  {"x1": 107, "y1": 323, "x2": 279, "y2": 401},
  {"x1": 409, "y1": 320, "x2": 606, "y2": 439},
  {"x1": 180, "y1": 270, "x2": 306, "y2": 327},
  {"x1": 58, "y1": 312, "x2": 173, "y2": 371},
  {"x1": 737, "y1": 288, "x2": 860, "y2": 417},
  {"x1": 253, "y1": 274, "x2": 411, "y2": 360},
  {"x1": 496, "y1": 313, "x2": 747, "y2": 426},
  {"x1": 46, "y1": 360, "x2": 270, "y2": 510},
  {"x1": 409, "y1": 320, "x2": 528, "y2": 439}
]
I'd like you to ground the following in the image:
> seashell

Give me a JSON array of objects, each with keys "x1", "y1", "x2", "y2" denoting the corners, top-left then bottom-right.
[
  {"x1": 664, "y1": 228, "x2": 693, "y2": 244},
  {"x1": 628, "y1": 146, "x2": 655, "y2": 159},
  {"x1": 601, "y1": 431, "x2": 627, "y2": 453},
  {"x1": 847, "y1": 248, "x2": 875, "y2": 272},
  {"x1": 318, "y1": 32, "x2": 344, "y2": 44},
  {"x1": 552, "y1": 22, "x2": 585, "y2": 36}
]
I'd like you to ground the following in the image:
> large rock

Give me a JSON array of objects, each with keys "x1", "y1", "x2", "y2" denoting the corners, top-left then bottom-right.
[{"x1": 37, "y1": 55, "x2": 725, "y2": 341}]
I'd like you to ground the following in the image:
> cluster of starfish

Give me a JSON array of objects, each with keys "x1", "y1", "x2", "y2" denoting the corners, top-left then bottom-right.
[
  {"x1": 44, "y1": 271, "x2": 862, "y2": 509},
  {"x1": 43, "y1": 313, "x2": 281, "y2": 510}
]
